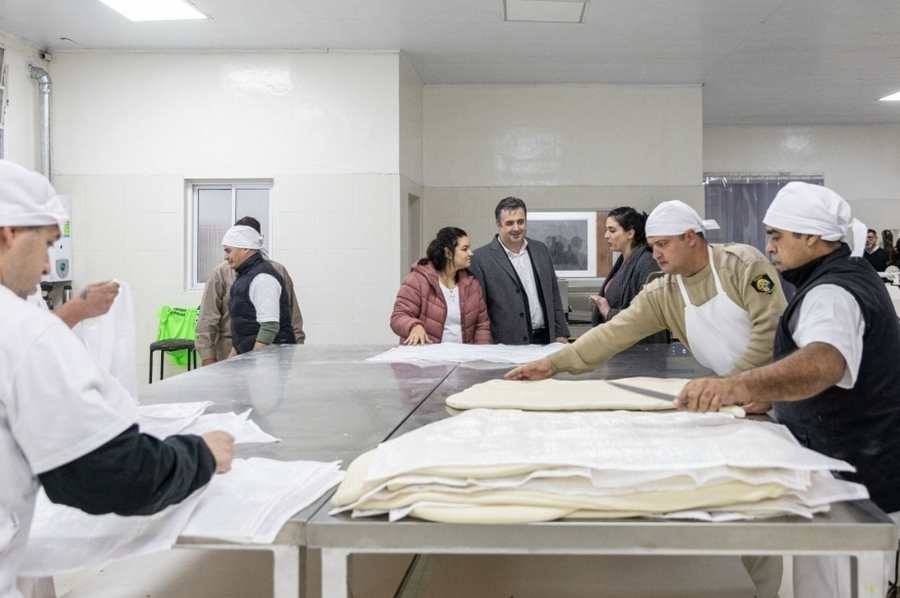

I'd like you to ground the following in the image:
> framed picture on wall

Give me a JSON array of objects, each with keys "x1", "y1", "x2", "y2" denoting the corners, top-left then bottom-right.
[{"x1": 529, "y1": 211, "x2": 598, "y2": 277}]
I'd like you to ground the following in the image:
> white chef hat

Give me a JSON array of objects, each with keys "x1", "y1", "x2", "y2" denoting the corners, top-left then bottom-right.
[
  {"x1": 763, "y1": 182, "x2": 867, "y2": 257},
  {"x1": 645, "y1": 200, "x2": 719, "y2": 237},
  {"x1": 0, "y1": 160, "x2": 68, "y2": 230},
  {"x1": 222, "y1": 225, "x2": 265, "y2": 253}
]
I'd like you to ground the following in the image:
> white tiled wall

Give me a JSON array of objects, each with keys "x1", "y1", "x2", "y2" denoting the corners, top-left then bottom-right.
[{"x1": 42, "y1": 52, "x2": 405, "y2": 388}]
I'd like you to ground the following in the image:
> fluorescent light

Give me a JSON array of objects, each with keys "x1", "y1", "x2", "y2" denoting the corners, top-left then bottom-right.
[
  {"x1": 97, "y1": 0, "x2": 208, "y2": 22},
  {"x1": 878, "y1": 91, "x2": 900, "y2": 102},
  {"x1": 504, "y1": 0, "x2": 589, "y2": 24}
]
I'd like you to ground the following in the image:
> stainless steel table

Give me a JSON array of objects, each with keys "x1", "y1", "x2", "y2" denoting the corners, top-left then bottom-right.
[
  {"x1": 306, "y1": 344, "x2": 899, "y2": 598},
  {"x1": 138, "y1": 344, "x2": 456, "y2": 598}
]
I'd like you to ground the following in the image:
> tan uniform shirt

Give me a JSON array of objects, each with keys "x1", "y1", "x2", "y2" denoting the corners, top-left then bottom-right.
[
  {"x1": 550, "y1": 243, "x2": 787, "y2": 376},
  {"x1": 195, "y1": 259, "x2": 305, "y2": 361}
]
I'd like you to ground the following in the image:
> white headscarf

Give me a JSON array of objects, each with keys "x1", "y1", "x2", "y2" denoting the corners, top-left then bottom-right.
[
  {"x1": 645, "y1": 200, "x2": 719, "y2": 237},
  {"x1": 222, "y1": 225, "x2": 266, "y2": 255},
  {"x1": 763, "y1": 182, "x2": 867, "y2": 257},
  {"x1": 0, "y1": 160, "x2": 68, "y2": 230}
]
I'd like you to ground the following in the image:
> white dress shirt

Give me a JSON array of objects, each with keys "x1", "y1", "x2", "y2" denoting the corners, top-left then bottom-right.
[{"x1": 499, "y1": 238, "x2": 545, "y2": 330}]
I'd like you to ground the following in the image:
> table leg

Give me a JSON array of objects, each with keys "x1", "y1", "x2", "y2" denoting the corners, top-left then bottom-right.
[
  {"x1": 272, "y1": 545, "x2": 301, "y2": 598},
  {"x1": 321, "y1": 549, "x2": 351, "y2": 598},
  {"x1": 853, "y1": 551, "x2": 887, "y2": 598},
  {"x1": 393, "y1": 554, "x2": 439, "y2": 598}
]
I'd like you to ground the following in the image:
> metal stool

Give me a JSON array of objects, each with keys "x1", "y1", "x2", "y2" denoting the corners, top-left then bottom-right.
[{"x1": 149, "y1": 339, "x2": 197, "y2": 383}]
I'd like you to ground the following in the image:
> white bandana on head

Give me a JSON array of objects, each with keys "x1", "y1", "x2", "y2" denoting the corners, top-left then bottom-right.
[
  {"x1": 0, "y1": 160, "x2": 68, "y2": 230},
  {"x1": 222, "y1": 225, "x2": 266, "y2": 255},
  {"x1": 763, "y1": 182, "x2": 867, "y2": 257},
  {"x1": 645, "y1": 200, "x2": 719, "y2": 237}
]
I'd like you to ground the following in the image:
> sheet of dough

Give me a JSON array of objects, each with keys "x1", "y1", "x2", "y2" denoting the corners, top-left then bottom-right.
[
  {"x1": 446, "y1": 377, "x2": 687, "y2": 411},
  {"x1": 348, "y1": 480, "x2": 789, "y2": 513}
]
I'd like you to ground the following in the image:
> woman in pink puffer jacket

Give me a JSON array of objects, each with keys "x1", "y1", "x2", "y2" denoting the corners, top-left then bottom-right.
[{"x1": 390, "y1": 227, "x2": 491, "y2": 344}]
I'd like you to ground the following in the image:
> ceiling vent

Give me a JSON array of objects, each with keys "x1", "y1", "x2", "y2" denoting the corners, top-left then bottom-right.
[{"x1": 503, "y1": 0, "x2": 589, "y2": 24}]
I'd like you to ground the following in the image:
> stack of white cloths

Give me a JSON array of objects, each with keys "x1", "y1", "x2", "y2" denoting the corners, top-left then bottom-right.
[{"x1": 331, "y1": 408, "x2": 868, "y2": 523}]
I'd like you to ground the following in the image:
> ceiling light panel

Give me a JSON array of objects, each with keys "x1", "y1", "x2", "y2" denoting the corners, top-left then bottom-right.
[
  {"x1": 97, "y1": 0, "x2": 208, "y2": 22},
  {"x1": 878, "y1": 91, "x2": 900, "y2": 102},
  {"x1": 504, "y1": 0, "x2": 588, "y2": 24}
]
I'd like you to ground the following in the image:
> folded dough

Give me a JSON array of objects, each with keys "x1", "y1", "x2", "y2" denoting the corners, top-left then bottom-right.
[{"x1": 446, "y1": 377, "x2": 686, "y2": 411}]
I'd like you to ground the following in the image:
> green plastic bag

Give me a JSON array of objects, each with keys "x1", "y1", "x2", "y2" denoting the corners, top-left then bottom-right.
[{"x1": 156, "y1": 306, "x2": 198, "y2": 366}]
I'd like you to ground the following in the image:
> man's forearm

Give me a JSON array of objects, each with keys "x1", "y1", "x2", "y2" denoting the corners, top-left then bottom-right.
[{"x1": 732, "y1": 342, "x2": 845, "y2": 402}]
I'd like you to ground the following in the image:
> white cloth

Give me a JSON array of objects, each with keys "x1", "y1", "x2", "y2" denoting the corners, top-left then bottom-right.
[
  {"x1": 181, "y1": 458, "x2": 344, "y2": 544},
  {"x1": 248, "y1": 273, "x2": 282, "y2": 323},
  {"x1": 499, "y1": 237, "x2": 545, "y2": 330},
  {"x1": 793, "y1": 511, "x2": 900, "y2": 598},
  {"x1": 26, "y1": 286, "x2": 46, "y2": 309},
  {"x1": 763, "y1": 182, "x2": 868, "y2": 257},
  {"x1": 0, "y1": 160, "x2": 67, "y2": 230},
  {"x1": 788, "y1": 284, "x2": 864, "y2": 388},
  {"x1": 19, "y1": 488, "x2": 204, "y2": 577},
  {"x1": 72, "y1": 280, "x2": 139, "y2": 400},
  {"x1": 645, "y1": 200, "x2": 719, "y2": 237},
  {"x1": 366, "y1": 343, "x2": 566, "y2": 364},
  {"x1": 332, "y1": 409, "x2": 866, "y2": 525},
  {"x1": 0, "y1": 285, "x2": 135, "y2": 598},
  {"x1": 675, "y1": 246, "x2": 752, "y2": 375},
  {"x1": 439, "y1": 283, "x2": 463, "y2": 343},
  {"x1": 221, "y1": 225, "x2": 264, "y2": 251}
]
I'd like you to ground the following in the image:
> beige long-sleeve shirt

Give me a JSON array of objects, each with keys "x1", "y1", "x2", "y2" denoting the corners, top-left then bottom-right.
[
  {"x1": 195, "y1": 260, "x2": 305, "y2": 361},
  {"x1": 550, "y1": 243, "x2": 787, "y2": 376}
]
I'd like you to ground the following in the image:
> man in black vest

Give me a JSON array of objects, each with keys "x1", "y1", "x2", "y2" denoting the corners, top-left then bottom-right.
[
  {"x1": 222, "y1": 225, "x2": 296, "y2": 356},
  {"x1": 675, "y1": 182, "x2": 900, "y2": 598}
]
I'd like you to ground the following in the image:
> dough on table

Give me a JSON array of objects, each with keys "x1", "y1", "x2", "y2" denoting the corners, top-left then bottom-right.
[{"x1": 446, "y1": 377, "x2": 686, "y2": 411}]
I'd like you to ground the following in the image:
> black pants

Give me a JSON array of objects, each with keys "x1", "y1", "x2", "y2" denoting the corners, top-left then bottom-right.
[{"x1": 531, "y1": 327, "x2": 549, "y2": 345}]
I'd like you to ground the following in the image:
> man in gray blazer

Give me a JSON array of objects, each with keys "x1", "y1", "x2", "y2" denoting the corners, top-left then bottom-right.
[{"x1": 469, "y1": 197, "x2": 570, "y2": 345}]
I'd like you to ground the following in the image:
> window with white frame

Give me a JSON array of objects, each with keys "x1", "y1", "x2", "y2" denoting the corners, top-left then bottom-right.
[{"x1": 189, "y1": 181, "x2": 273, "y2": 289}]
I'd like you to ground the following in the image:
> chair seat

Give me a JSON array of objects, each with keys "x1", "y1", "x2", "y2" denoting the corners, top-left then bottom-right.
[{"x1": 150, "y1": 339, "x2": 196, "y2": 351}]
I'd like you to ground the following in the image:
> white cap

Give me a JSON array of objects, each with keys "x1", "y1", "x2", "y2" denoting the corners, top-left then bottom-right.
[
  {"x1": 645, "y1": 200, "x2": 719, "y2": 237},
  {"x1": 222, "y1": 225, "x2": 264, "y2": 251},
  {"x1": 0, "y1": 160, "x2": 67, "y2": 230},
  {"x1": 763, "y1": 182, "x2": 867, "y2": 257}
]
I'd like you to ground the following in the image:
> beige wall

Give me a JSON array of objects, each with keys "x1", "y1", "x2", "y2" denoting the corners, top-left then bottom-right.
[{"x1": 421, "y1": 84, "x2": 704, "y2": 249}]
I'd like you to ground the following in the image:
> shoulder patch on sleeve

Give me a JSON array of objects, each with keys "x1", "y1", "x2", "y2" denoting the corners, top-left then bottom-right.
[{"x1": 750, "y1": 273, "x2": 776, "y2": 294}]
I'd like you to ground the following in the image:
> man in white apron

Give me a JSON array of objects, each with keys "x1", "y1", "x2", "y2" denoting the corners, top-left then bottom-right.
[
  {"x1": 508, "y1": 200, "x2": 787, "y2": 383},
  {"x1": 507, "y1": 199, "x2": 788, "y2": 597},
  {"x1": 676, "y1": 182, "x2": 900, "y2": 598}
]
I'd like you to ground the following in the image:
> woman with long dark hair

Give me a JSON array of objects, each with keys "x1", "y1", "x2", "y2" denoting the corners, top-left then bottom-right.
[
  {"x1": 390, "y1": 227, "x2": 490, "y2": 344},
  {"x1": 589, "y1": 207, "x2": 666, "y2": 343}
]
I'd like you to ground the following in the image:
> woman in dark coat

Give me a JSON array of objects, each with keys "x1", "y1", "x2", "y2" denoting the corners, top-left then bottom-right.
[{"x1": 589, "y1": 207, "x2": 667, "y2": 343}]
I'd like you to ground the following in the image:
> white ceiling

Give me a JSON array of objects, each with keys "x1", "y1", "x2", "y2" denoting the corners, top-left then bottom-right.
[{"x1": 2, "y1": 0, "x2": 900, "y2": 125}]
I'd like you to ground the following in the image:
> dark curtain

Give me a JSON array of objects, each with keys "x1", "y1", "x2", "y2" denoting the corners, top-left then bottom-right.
[{"x1": 704, "y1": 175, "x2": 824, "y2": 253}]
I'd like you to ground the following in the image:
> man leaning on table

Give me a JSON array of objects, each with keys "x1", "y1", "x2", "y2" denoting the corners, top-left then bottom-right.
[
  {"x1": 0, "y1": 160, "x2": 235, "y2": 598},
  {"x1": 507, "y1": 200, "x2": 787, "y2": 390},
  {"x1": 676, "y1": 182, "x2": 900, "y2": 598}
]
